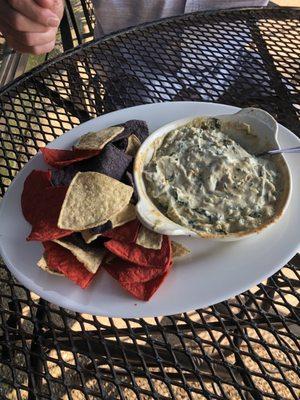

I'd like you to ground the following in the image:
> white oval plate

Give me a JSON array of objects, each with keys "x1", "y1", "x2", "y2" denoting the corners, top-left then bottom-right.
[{"x1": 0, "y1": 102, "x2": 299, "y2": 318}]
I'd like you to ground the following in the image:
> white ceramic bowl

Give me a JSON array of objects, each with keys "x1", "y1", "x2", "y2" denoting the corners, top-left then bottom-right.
[{"x1": 134, "y1": 108, "x2": 292, "y2": 241}]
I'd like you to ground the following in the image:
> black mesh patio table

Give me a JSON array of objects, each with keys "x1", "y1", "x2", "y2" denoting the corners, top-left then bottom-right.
[{"x1": 0, "y1": 7, "x2": 300, "y2": 400}]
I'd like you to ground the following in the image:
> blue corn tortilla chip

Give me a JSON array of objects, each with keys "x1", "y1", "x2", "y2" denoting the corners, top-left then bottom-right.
[
  {"x1": 113, "y1": 120, "x2": 149, "y2": 150},
  {"x1": 51, "y1": 165, "x2": 78, "y2": 186},
  {"x1": 59, "y1": 232, "x2": 107, "y2": 249},
  {"x1": 79, "y1": 143, "x2": 132, "y2": 181},
  {"x1": 51, "y1": 120, "x2": 148, "y2": 186},
  {"x1": 89, "y1": 220, "x2": 113, "y2": 235},
  {"x1": 113, "y1": 137, "x2": 128, "y2": 152},
  {"x1": 52, "y1": 143, "x2": 132, "y2": 186},
  {"x1": 124, "y1": 120, "x2": 149, "y2": 143}
]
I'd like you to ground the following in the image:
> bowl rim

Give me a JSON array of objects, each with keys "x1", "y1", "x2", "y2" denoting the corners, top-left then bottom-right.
[{"x1": 133, "y1": 110, "x2": 292, "y2": 240}]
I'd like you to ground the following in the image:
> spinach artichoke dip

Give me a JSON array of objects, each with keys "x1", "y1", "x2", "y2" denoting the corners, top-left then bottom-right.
[{"x1": 143, "y1": 118, "x2": 282, "y2": 235}]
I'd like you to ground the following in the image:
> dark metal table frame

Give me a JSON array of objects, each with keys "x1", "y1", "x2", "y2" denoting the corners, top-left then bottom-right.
[{"x1": 0, "y1": 8, "x2": 299, "y2": 400}]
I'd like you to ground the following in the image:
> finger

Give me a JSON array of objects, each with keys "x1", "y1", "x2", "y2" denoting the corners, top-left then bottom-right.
[
  {"x1": 35, "y1": 0, "x2": 64, "y2": 20},
  {"x1": 0, "y1": 16, "x2": 50, "y2": 34},
  {"x1": 6, "y1": 37, "x2": 56, "y2": 54},
  {"x1": 4, "y1": 27, "x2": 57, "y2": 47},
  {"x1": 0, "y1": 0, "x2": 59, "y2": 30},
  {"x1": 8, "y1": 0, "x2": 60, "y2": 26},
  {"x1": 35, "y1": 0, "x2": 55, "y2": 8},
  {"x1": 45, "y1": 0, "x2": 65, "y2": 19},
  {"x1": 35, "y1": 0, "x2": 53, "y2": 7}
]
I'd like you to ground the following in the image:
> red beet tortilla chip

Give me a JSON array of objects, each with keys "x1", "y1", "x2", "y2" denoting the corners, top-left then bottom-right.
[
  {"x1": 104, "y1": 235, "x2": 171, "y2": 269},
  {"x1": 21, "y1": 170, "x2": 52, "y2": 222},
  {"x1": 21, "y1": 170, "x2": 71, "y2": 241},
  {"x1": 27, "y1": 186, "x2": 72, "y2": 241},
  {"x1": 43, "y1": 241, "x2": 96, "y2": 289},
  {"x1": 117, "y1": 270, "x2": 170, "y2": 301},
  {"x1": 103, "y1": 257, "x2": 164, "y2": 283},
  {"x1": 102, "y1": 219, "x2": 140, "y2": 242},
  {"x1": 40, "y1": 147, "x2": 100, "y2": 169}
]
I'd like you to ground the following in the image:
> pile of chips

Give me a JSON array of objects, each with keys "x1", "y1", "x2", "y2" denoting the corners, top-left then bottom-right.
[{"x1": 21, "y1": 120, "x2": 189, "y2": 301}]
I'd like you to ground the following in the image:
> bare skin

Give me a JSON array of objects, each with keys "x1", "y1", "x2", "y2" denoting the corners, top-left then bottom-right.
[{"x1": 0, "y1": 0, "x2": 64, "y2": 55}]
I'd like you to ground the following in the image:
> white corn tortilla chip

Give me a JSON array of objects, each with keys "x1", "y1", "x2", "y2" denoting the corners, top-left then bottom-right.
[
  {"x1": 37, "y1": 256, "x2": 63, "y2": 276},
  {"x1": 136, "y1": 225, "x2": 163, "y2": 250},
  {"x1": 58, "y1": 172, "x2": 133, "y2": 230},
  {"x1": 81, "y1": 230, "x2": 100, "y2": 245},
  {"x1": 54, "y1": 236, "x2": 106, "y2": 274},
  {"x1": 125, "y1": 134, "x2": 141, "y2": 156},
  {"x1": 111, "y1": 203, "x2": 136, "y2": 227},
  {"x1": 81, "y1": 203, "x2": 136, "y2": 244},
  {"x1": 171, "y1": 241, "x2": 190, "y2": 257},
  {"x1": 74, "y1": 126, "x2": 124, "y2": 150}
]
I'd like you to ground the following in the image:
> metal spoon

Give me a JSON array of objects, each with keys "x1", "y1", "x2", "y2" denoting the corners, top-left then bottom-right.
[{"x1": 256, "y1": 146, "x2": 300, "y2": 157}]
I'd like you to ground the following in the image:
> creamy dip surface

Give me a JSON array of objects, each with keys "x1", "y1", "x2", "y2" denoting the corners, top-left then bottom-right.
[{"x1": 143, "y1": 118, "x2": 282, "y2": 235}]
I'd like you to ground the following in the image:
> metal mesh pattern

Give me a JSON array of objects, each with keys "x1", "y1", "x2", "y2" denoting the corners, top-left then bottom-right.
[{"x1": 0, "y1": 8, "x2": 299, "y2": 399}]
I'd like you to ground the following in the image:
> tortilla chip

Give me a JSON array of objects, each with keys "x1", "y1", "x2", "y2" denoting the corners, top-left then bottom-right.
[
  {"x1": 91, "y1": 203, "x2": 136, "y2": 234},
  {"x1": 54, "y1": 233, "x2": 105, "y2": 274},
  {"x1": 136, "y1": 226, "x2": 163, "y2": 250},
  {"x1": 117, "y1": 270, "x2": 170, "y2": 301},
  {"x1": 171, "y1": 241, "x2": 190, "y2": 257},
  {"x1": 74, "y1": 126, "x2": 124, "y2": 150},
  {"x1": 118, "y1": 120, "x2": 149, "y2": 143},
  {"x1": 122, "y1": 172, "x2": 138, "y2": 204},
  {"x1": 58, "y1": 172, "x2": 133, "y2": 230},
  {"x1": 113, "y1": 120, "x2": 149, "y2": 151},
  {"x1": 43, "y1": 241, "x2": 96, "y2": 289},
  {"x1": 81, "y1": 204, "x2": 136, "y2": 244},
  {"x1": 22, "y1": 170, "x2": 72, "y2": 241},
  {"x1": 103, "y1": 258, "x2": 164, "y2": 283},
  {"x1": 79, "y1": 143, "x2": 132, "y2": 181},
  {"x1": 111, "y1": 203, "x2": 136, "y2": 226},
  {"x1": 51, "y1": 144, "x2": 132, "y2": 186},
  {"x1": 21, "y1": 170, "x2": 51, "y2": 222},
  {"x1": 125, "y1": 134, "x2": 141, "y2": 156},
  {"x1": 89, "y1": 221, "x2": 113, "y2": 235},
  {"x1": 51, "y1": 165, "x2": 78, "y2": 187},
  {"x1": 102, "y1": 219, "x2": 140, "y2": 242},
  {"x1": 104, "y1": 235, "x2": 171, "y2": 270},
  {"x1": 27, "y1": 186, "x2": 72, "y2": 241},
  {"x1": 37, "y1": 256, "x2": 63, "y2": 276},
  {"x1": 103, "y1": 253, "x2": 171, "y2": 300},
  {"x1": 81, "y1": 230, "x2": 104, "y2": 245},
  {"x1": 40, "y1": 148, "x2": 100, "y2": 169}
]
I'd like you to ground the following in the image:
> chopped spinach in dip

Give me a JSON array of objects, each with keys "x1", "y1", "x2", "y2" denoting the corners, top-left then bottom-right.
[{"x1": 143, "y1": 118, "x2": 281, "y2": 235}]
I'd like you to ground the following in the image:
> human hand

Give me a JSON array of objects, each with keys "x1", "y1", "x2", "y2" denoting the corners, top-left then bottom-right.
[{"x1": 0, "y1": 0, "x2": 64, "y2": 55}]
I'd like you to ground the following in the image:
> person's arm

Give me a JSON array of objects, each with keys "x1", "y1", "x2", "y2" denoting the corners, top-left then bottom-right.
[{"x1": 0, "y1": 0, "x2": 64, "y2": 55}]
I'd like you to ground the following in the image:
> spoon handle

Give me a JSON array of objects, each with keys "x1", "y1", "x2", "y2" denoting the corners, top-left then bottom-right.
[
  {"x1": 267, "y1": 146, "x2": 300, "y2": 155},
  {"x1": 258, "y1": 146, "x2": 300, "y2": 156}
]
